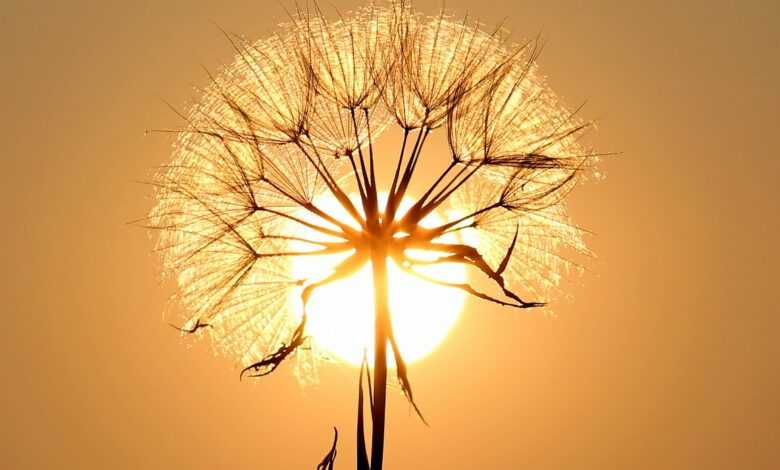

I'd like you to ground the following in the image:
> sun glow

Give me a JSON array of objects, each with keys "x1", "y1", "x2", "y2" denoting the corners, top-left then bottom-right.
[{"x1": 289, "y1": 196, "x2": 467, "y2": 366}]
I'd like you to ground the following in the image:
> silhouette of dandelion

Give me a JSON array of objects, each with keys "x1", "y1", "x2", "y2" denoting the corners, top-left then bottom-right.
[{"x1": 145, "y1": 1, "x2": 599, "y2": 468}]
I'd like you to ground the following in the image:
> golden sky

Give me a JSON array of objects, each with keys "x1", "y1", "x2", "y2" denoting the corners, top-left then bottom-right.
[{"x1": 2, "y1": 1, "x2": 778, "y2": 468}]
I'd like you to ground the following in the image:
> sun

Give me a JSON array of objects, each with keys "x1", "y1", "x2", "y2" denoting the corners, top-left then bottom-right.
[{"x1": 288, "y1": 195, "x2": 468, "y2": 366}]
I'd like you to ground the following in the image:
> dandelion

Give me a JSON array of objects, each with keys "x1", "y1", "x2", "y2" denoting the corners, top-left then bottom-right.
[{"x1": 145, "y1": 1, "x2": 599, "y2": 468}]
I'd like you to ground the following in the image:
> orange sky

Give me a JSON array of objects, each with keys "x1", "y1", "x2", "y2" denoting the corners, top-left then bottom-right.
[{"x1": 2, "y1": 1, "x2": 778, "y2": 468}]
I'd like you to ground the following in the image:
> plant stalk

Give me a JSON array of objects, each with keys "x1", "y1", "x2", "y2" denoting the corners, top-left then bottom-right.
[{"x1": 369, "y1": 244, "x2": 390, "y2": 470}]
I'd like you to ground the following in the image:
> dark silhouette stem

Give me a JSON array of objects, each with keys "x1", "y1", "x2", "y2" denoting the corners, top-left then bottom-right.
[
  {"x1": 370, "y1": 244, "x2": 390, "y2": 470},
  {"x1": 356, "y1": 357, "x2": 370, "y2": 470}
]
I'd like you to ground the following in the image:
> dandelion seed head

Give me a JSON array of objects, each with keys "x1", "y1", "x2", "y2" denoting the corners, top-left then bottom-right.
[{"x1": 149, "y1": 1, "x2": 598, "y2": 380}]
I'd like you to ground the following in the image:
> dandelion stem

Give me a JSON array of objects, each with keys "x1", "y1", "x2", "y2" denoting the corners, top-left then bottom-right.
[
  {"x1": 409, "y1": 161, "x2": 484, "y2": 225},
  {"x1": 365, "y1": 108, "x2": 377, "y2": 192},
  {"x1": 385, "y1": 129, "x2": 410, "y2": 216},
  {"x1": 391, "y1": 126, "x2": 430, "y2": 217},
  {"x1": 370, "y1": 244, "x2": 390, "y2": 470},
  {"x1": 347, "y1": 151, "x2": 369, "y2": 207},
  {"x1": 295, "y1": 139, "x2": 366, "y2": 229},
  {"x1": 350, "y1": 108, "x2": 373, "y2": 195},
  {"x1": 256, "y1": 207, "x2": 347, "y2": 239},
  {"x1": 386, "y1": 127, "x2": 427, "y2": 223}
]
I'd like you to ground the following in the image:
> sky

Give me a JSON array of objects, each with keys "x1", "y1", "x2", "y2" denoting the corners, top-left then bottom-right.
[{"x1": 2, "y1": 1, "x2": 779, "y2": 469}]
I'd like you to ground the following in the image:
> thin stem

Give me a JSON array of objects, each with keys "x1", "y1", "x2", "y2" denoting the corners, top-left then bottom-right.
[
  {"x1": 392, "y1": 127, "x2": 431, "y2": 211},
  {"x1": 385, "y1": 129, "x2": 410, "y2": 216},
  {"x1": 386, "y1": 127, "x2": 428, "y2": 224},
  {"x1": 295, "y1": 138, "x2": 366, "y2": 229},
  {"x1": 427, "y1": 162, "x2": 480, "y2": 210},
  {"x1": 365, "y1": 108, "x2": 377, "y2": 192},
  {"x1": 350, "y1": 108, "x2": 372, "y2": 195},
  {"x1": 370, "y1": 245, "x2": 390, "y2": 470},
  {"x1": 294, "y1": 139, "x2": 340, "y2": 192},
  {"x1": 347, "y1": 151, "x2": 369, "y2": 207},
  {"x1": 407, "y1": 161, "x2": 484, "y2": 228},
  {"x1": 261, "y1": 174, "x2": 360, "y2": 237},
  {"x1": 426, "y1": 202, "x2": 502, "y2": 238},
  {"x1": 260, "y1": 234, "x2": 342, "y2": 247},
  {"x1": 257, "y1": 207, "x2": 347, "y2": 239},
  {"x1": 416, "y1": 160, "x2": 457, "y2": 207},
  {"x1": 303, "y1": 203, "x2": 362, "y2": 238},
  {"x1": 356, "y1": 359, "x2": 370, "y2": 470},
  {"x1": 350, "y1": 107, "x2": 379, "y2": 229},
  {"x1": 396, "y1": 159, "x2": 460, "y2": 229}
]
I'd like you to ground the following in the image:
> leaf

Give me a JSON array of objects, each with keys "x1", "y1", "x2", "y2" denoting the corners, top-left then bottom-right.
[
  {"x1": 356, "y1": 356, "x2": 370, "y2": 470},
  {"x1": 239, "y1": 314, "x2": 307, "y2": 379},
  {"x1": 387, "y1": 330, "x2": 428, "y2": 426},
  {"x1": 316, "y1": 427, "x2": 338, "y2": 470},
  {"x1": 496, "y1": 223, "x2": 519, "y2": 276}
]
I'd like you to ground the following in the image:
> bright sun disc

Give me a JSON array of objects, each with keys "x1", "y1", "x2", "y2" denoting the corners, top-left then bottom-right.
[{"x1": 288, "y1": 196, "x2": 467, "y2": 366}]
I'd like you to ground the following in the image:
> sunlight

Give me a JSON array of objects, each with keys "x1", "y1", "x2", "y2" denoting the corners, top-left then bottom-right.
[{"x1": 289, "y1": 195, "x2": 468, "y2": 366}]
